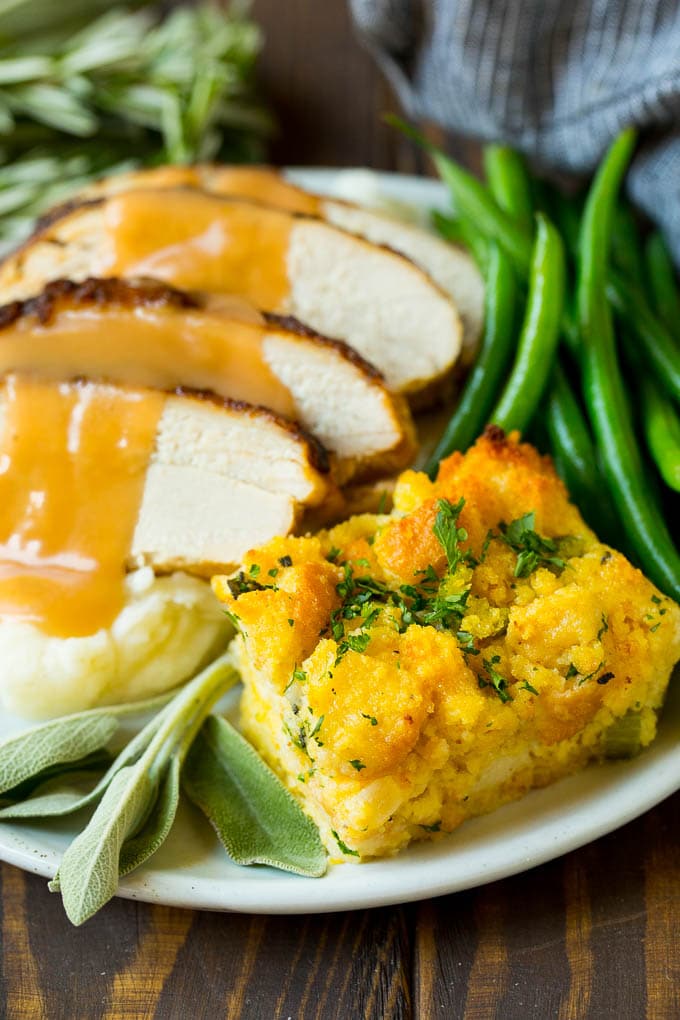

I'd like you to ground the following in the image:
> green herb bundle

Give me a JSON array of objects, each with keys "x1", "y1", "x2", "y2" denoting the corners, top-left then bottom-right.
[{"x1": 0, "y1": 0, "x2": 270, "y2": 249}]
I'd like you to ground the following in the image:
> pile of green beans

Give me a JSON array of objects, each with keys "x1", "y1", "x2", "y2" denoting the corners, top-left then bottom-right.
[{"x1": 393, "y1": 117, "x2": 680, "y2": 600}]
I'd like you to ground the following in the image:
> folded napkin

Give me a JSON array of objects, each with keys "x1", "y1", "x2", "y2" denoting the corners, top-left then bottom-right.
[{"x1": 350, "y1": 0, "x2": 680, "y2": 261}]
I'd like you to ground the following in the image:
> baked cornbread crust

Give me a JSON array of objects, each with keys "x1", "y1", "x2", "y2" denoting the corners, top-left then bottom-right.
[{"x1": 213, "y1": 431, "x2": 680, "y2": 861}]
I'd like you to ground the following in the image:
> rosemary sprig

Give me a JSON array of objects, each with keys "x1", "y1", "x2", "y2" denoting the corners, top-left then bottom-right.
[{"x1": 0, "y1": 0, "x2": 271, "y2": 249}]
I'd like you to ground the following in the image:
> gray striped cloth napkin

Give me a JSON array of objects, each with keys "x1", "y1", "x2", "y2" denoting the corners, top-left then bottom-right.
[{"x1": 350, "y1": 0, "x2": 680, "y2": 262}]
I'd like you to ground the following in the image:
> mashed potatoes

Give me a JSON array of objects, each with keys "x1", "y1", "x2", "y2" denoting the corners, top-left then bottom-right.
[
  {"x1": 0, "y1": 567, "x2": 231, "y2": 718},
  {"x1": 214, "y1": 431, "x2": 680, "y2": 861}
]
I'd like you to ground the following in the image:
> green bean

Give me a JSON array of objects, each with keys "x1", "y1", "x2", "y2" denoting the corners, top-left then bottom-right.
[
  {"x1": 425, "y1": 242, "x2": 517, "y2": 475},
  {"x1": 483, "y1": 144, "x2": 534, "y2": 232},
  {"x1": 433, "y1": 150, "x2": 533, "y2": 275},
  {"x1": 545, "y1": 365, "x2": 597, "y2": 494},
  {"x1": 489, "y1": 213, "x2": 565, "y2": 433},
  {"x1": 545, "y1": 364, "x2": 626, "y2": 544},
  {"x1": 640, "y1": 377, "x2": 680, "y2": 491},
  {"x1": 611, "y1": 202, "x2": 646, "y2": 282},
  {"x1": 578, "y1": 127, "x2": 680, "y2": 600},
  {"x1": 545, "y1": 186, "x2": 583, "y2": 259},
  {"x1": 386, "y1": 115, "x2": 533, "y2": 274},
  {"x1": 432, "y1": 210, "x2": 487, "y2": 271},
  {"x1": 607, "y1": 269, "x2": 680, "y2": 404},
  {"x1": 644, "y1": 231, "x2": 680, "y2": 337}
]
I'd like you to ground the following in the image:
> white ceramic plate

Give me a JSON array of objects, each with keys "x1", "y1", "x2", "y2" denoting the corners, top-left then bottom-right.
[{"x1": 0, "y1": 171, "x2": 678, "y2": 915}]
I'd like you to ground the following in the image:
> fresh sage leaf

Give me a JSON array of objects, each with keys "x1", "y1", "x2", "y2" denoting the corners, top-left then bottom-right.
[
  {"x1": 183, "y1": 715, "x2": 327, "y2": 878},
  {"x1": 0, "y1": 687, "x2": 178, "y2": 808},
  {"x1": 1, "y1": 748, "x2": 113, "y2": 801},
  {"x1": 0, "y1": 768, "x2": 108, "y2": 820},
  {"x1": 0, "y1": 714, "x2": 119, "y2": 795},
  {"x1": 52, "y1": 762, "x2": 158, "y2": 926},
  {"x1": 119, "y1": 756, "x2": 180, "y2": 878}
]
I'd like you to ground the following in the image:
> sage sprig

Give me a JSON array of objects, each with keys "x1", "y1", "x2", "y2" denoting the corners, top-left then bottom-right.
[
  {"x1": 0, "y1": 651, "x2": 328, "y2": 926},
  {"x1": 0, "y1": 766, "x2": 110, "y2": 820},
  {"x1": 50, "y1": 652, "x2": 237, "y2": 925},
  {"x1": 0, "y1": 712, "x2": 118, "y2": 795}
]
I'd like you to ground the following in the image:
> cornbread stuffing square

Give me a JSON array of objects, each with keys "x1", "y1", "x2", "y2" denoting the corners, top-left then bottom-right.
[{"x1": 213, "y1": 431, "x2": 680, "y2": 861}]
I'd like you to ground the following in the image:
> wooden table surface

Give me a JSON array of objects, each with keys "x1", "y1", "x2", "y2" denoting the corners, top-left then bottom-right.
[{"x1": 1, "y1": 2, "x2": 678, "y2": 1017}]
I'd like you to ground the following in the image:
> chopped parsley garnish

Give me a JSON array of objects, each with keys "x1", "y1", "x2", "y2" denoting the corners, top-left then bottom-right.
[
  {"x1": 497, "y1": 512, "x2": 567, "y2": 578},
  {"x1": 336, "y1": 631, "x2": 372, "y2": 663},
  {"x1": 332, "y1": 830, "x2": 359, "y2": 857},
  {"x1": 566, "y1": 663, "x2": 579, "y2": 680},
  {"x1": 420, "y1": 821, "x2": 441, "y2": 833},
  {"x1": 456, "y1": 631, "x2": 479, "y2": 655},
  {"x1": 310, "y1": 714, "x2": 324, "y2": 741},
  {"x1": 651, "y1": 595, "x2": 662, "y2": 605},
  {"x1": 597, "y1": 613, "x2": 609, "y2": 640},
  {"x1": 325, "y1": 499, "x2": 477, "y2": 653},
  {"x1": 287, "y1": 618, "x2": 295, "y2": 627},
  {"x1": 577, "y1": 661, "x2": 605, "y2": 686},
  {"x1": 268, "y1": 567, "x2": 279, "y2": 578},
  {"x1": 284, "y1": 719, "x2": 310, "y2": 754},
  {"x1": 349, "y1": 759, "x2": 366, "y2": 771},
  {"x1": 227, "y1": 571, "x2": 277, "y2": 598},
  {"x1": 416, "y1": 564, "x2": 439, "y2": 584},
  {"x1": 361, "y1": 713, "x2": 378, "y2": 726},
  {"x1": 479, "y1": 656, "x2": 512, "y2": 703},
  {"x1": 248, "y1": 563, "x2": 260, "y2": 577},
  {"x1": 480, "y1": 530, "x2": 493, "y2": 561},
  {"x1": 278, "y1": 555, "x2": 293, "y2": 567},
  {"x1": 433, "y1": 498, "x2": 474, "y2": 571},
  {"x1": 293, "y1": 668, "x2": 307, "y2": 684},
  {"x1": 420, "y1": 587, "x2": 470, "y2": 629},
  {"x1": 519, "y1": 680, "x2": 539, "y2": 695}
]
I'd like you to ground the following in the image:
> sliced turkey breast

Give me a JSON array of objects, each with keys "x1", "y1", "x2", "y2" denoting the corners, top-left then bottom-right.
[
  {"x1": 0, "y1": 378, "x2": 334, "y2": 578},
  {"x1": 80, "y1": 164, "x2": 484, "y2": 361},
  {"x1": 132, "y1": 388, "x2": 334, "y2": 574},
  {"x1": 0, "y1": 189, "x2": 462, "y2": 404},
  {"x1": 0, "y1": 277, "x2": 415, "y2": 483}
]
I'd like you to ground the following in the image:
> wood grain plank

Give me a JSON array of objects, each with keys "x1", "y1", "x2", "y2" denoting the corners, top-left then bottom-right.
[
  {"x1": 20, "y1": 863, "x2": 153, "y2": 1020},
  {"x1": 149, "y1": 906, "x2": 412, "y2": 1020},
  {"x1": 101, "y1": 906, "x2": 193, "y2": 1019},
  {"x1": 559, "y1": 853, "x2": 593, "y2": 1020},
  {"x1": 0, "y1": 866, "x2": 47, "y2": 1020},
  {"x1": 584, "y1": 824, "x2": 648, "y2": 1020},
  {"x1": 495, "y1": 857, "x2": 571, "y2": 1018},
  {"x1": 413, "y1": 892, "x2": 479, "y2": 1019},
  {"x1": 462, "y1": 886, "x2": 509, "y2": 1020},
  {"x1": 644, "y1": 800, "x2": 680, "y2": 1020}
]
